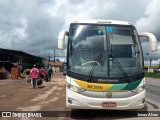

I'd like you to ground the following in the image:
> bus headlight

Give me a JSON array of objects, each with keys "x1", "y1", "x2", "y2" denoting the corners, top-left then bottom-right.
[
  {"x1": 135, "y1": 85, "x2": 145, "y2": 93},
  {"x1": 67, "y1": 83, "x2": 86, "y2": 93}
]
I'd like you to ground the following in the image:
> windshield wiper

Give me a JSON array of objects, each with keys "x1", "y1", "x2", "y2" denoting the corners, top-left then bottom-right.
[
  {"x1": 110, "y1": 53, "x2": 141, "y2": 93},
  {"x1": 87, "y1": 52, "x2": 103, "y2": 82},
  {"x1": 87, "y1": 44, "x2": 104, "y2": 82},
  {"x1": 110, "y1": 53, "x2": 142, "y2": 93},
  {"x1": 108, "y1": 40, "x2": 140, "y2": 93},
  {"x1": 110, "y1": 53, "x2": 131, "y2": 83}
]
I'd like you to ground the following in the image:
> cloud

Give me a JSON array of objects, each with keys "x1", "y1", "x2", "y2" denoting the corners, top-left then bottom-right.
[
  {"x1": 135, "y1": 0, "x2": 160, "y2": 33},
  {"x1": 0, "y1": 0, "x2": 159, "y2": 62},
  {"x1": 134, "y1": 0, "x2": 160, "y2": 61},
  {"x1": 0, "y1": 0, "x2": 64, "y2": 57}
]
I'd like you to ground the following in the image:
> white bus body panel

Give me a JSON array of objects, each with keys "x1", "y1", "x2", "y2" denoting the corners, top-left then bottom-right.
[{"x1": 66, "y1": 76, "x2": 145, "y2": 110}]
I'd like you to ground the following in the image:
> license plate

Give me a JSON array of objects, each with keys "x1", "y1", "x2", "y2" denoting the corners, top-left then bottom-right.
[{"x1": 102, "y1": 102, "x2": 116, "y2": 107}]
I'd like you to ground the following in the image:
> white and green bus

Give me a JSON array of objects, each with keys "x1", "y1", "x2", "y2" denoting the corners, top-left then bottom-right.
[{"x1": 58, "y1": 19, "x2": 157, "y2": 110}]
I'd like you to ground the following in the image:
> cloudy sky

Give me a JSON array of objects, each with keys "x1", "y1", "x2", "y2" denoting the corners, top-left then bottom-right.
[{"x1": 0, "y1": 0, "x2": 160, "y2": 64}]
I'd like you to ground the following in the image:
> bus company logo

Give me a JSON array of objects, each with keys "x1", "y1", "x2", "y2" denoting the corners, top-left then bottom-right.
[
  {"x1": 98, "y1": 79, "x2": 118, "y2": 83},
  {"x1": 106, "y1": 92, "x2": 112, "y2": 98},
  {"x1": 2, "y1": 112, "x2": 11, "y2": 117}
]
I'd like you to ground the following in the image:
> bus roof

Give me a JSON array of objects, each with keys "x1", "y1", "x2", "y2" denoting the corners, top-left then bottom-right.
[{"x1": 72, "y1": 19, "x2": 132, "y2": 25}]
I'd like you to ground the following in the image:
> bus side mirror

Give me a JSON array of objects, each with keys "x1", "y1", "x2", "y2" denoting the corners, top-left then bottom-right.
[
  {"x1": 138, "y1": 32, "x2": 157, "y2": 52},
  {"x1": 58, "y1": 30, "x2": 69, "y2": 50}
]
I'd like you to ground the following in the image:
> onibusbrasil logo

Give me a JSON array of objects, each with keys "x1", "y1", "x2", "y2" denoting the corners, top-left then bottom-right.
[{"x1": 1, "y1": 112, "x2": 42, "y2": 118}]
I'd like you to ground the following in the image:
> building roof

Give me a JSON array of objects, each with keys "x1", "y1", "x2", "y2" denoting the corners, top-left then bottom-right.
[{"x1": 0, "y1": 48, "x2": 42, "y2": 60}]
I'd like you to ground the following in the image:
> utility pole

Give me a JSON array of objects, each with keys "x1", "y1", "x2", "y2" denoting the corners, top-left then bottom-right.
[
  {"x1": 48, "y1": 53, "x2": 50, "y2": 68},
  {"x1": 53, "y1": 50, "x2": 56, "y2": 67},
  {"x1": 149, "y1": 58, "x2": 152, "y2": 69},
  {"x1": 146, "y1": 52, "x2": 150, "y2": 72}
]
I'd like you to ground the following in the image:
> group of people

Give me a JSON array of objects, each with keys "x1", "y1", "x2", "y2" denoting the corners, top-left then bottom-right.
[{"x1": 31, "y1": 65, "x2": 53, "y2": 89}]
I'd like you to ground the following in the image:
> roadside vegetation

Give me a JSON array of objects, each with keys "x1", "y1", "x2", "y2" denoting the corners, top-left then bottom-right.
[{"x1": 145, "y1": 72, "x2": 160, "y2": 79}]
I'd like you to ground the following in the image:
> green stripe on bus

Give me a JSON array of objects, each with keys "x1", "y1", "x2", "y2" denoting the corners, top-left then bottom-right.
[
  {"x1": 109, "y1": 83, "x2": 127, "y2": 90},
  {"x1": 109, "y1": 79, "x2": 142, "y2": 90},
  {"x1": 123, "y1": 79, "x2": 142, "y2": 90}
]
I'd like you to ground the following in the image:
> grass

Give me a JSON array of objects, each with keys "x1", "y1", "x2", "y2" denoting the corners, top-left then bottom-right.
[{"x1": 145, "y1": 72, "x2": 160, "y2": 79}]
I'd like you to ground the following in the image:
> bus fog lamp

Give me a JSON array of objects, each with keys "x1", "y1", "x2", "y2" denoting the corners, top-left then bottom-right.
[{"x1": 68, "y1": 99, "x2": 72, "y2": 104}]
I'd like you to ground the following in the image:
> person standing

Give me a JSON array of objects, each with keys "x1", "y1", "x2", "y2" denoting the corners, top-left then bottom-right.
[
  {"x1": 31, "y1": 65, "x2": 39, "y2": 89},
  {"x1": 48, "y1": 67, "x2": 53, "y2": 82},
  {"x1": 39, "y1": 67, "x2": 45, "y2": 79},
  {"x1": 44, "y1": 67, "x2": 48, "y2": 82}
]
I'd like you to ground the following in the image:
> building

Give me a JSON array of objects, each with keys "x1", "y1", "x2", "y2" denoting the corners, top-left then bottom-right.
[
  {"x1": 0, "y1": 48, "x2": 45, "y2": 79},
  {"x1": 46, "y1": 60, "x2": 64, "y2": 72}
]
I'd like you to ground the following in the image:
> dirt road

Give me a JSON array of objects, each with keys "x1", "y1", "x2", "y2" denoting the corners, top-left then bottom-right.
[{"x1": 0, "y1": 72, "x2": 66, "y2": 111}]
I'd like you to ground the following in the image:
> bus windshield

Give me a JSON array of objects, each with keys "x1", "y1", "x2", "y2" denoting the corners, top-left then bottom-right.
[{"x1": 68, "y1": 24, "x2": 143, "y2": 80}]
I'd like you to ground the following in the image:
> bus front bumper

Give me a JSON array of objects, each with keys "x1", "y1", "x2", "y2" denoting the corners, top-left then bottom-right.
[{"x1": 66, "y1": 89, "x2": 145, "y2": 110}]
